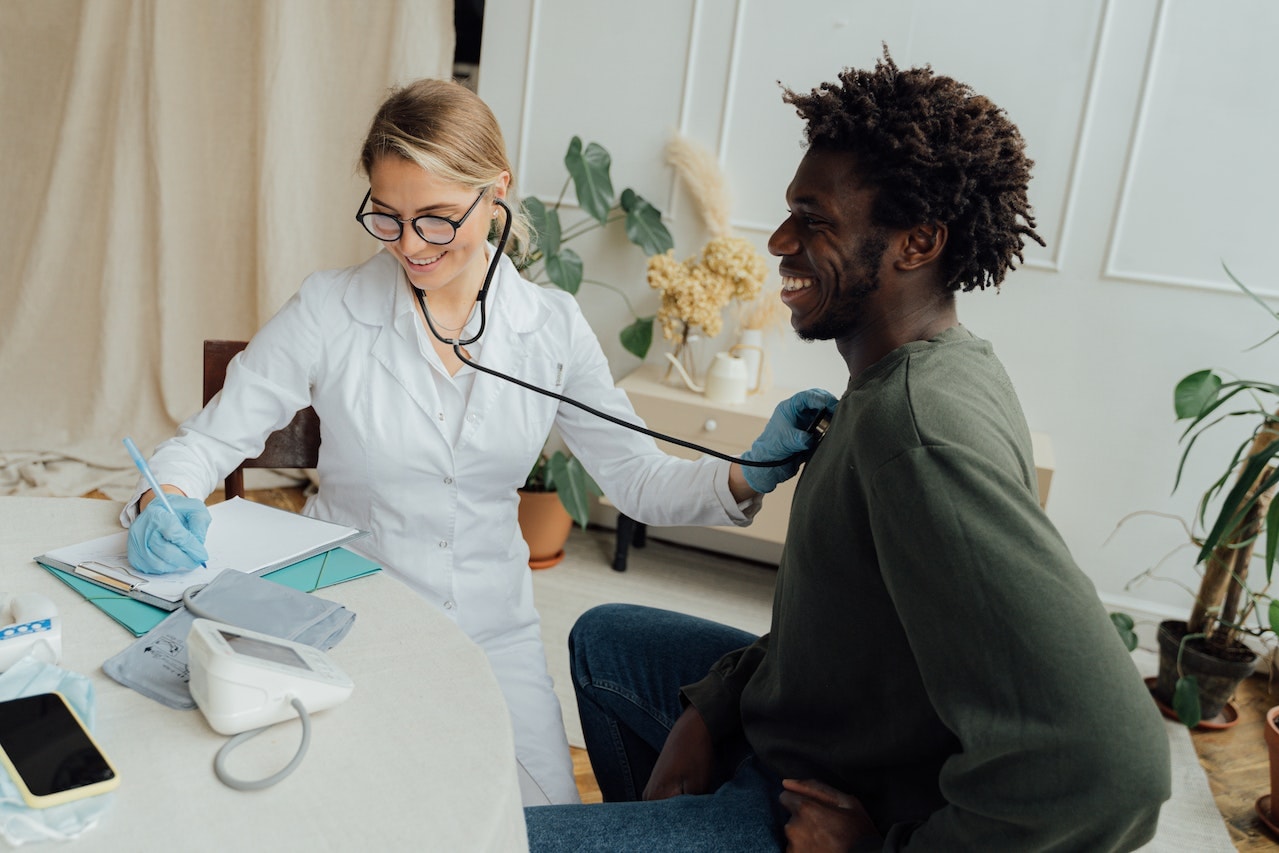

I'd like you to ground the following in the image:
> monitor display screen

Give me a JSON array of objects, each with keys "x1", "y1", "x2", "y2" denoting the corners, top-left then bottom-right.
[{"x1": 219, "y1": 630, "x2": 310, "y2": 670}]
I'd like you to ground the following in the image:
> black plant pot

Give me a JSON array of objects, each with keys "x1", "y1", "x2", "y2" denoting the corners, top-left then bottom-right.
[{"x1": 1155, "y1": 619, "x2": 1257, "y2": 720}]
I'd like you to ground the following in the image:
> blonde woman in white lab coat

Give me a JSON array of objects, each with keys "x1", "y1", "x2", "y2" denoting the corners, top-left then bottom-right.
[{"x1": 121, "y1": 79, "x2": 827, "y2": 807}]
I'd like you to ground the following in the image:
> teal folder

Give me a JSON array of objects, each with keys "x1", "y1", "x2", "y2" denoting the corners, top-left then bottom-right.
[{"x1": 39, "y1": 546, "x2": 381, "y2": 637}]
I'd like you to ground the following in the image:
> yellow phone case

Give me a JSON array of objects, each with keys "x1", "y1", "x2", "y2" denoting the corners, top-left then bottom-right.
[{"x1": 0, "y1": 691, "x2": 120, "y2": 809}]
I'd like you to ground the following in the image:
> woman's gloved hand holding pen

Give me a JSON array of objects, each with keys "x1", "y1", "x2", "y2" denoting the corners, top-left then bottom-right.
[
  {"x1": 740, "y1": 389, "x2": 838, "y2": 494},
  {"x1": 127, "y1": 493, "x2": 212, "y2": 575}
]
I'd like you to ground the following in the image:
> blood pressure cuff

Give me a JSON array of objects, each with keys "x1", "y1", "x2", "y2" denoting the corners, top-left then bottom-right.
[{"x1": 103, "y1": 570, "x2": 355, "y2": 710}]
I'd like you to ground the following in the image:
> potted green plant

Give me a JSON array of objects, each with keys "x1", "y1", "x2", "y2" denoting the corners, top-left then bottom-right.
[
  {"x1": 511, "y1": 137, "x2": 671, "y2": 561},
  {"x1": 1115, "y1": 266, "x2": 1279, "y2": 727},
  {"x1": 517, "y1": 136, "x2": 674, "y2": 359},
  {"x1": 517, "y1": 450, "x2": 601, "y2": 569},
  {"x1": 1260, "y1": 705, "x2": 1279, "y2": 835}
]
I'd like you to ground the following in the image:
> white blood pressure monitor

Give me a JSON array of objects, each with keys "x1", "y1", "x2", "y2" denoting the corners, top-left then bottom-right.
[{"x1": 187, "y1": 619, "x2": 354, "y2": 735}]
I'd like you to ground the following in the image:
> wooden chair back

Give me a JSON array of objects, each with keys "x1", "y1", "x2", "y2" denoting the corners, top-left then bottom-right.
[{"x1": 202, "y1": 340, "x2": 320, "y2": 500}]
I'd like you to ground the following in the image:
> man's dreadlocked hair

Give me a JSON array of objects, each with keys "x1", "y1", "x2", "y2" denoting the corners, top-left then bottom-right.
[{"x1": 783, "y1": 48, "x2": 1045, "y2": 292}]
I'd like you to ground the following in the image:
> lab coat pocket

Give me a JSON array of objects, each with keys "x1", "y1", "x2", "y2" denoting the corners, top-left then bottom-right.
[{"x1": 463, "y1": 354, "x2": 562, "y2": 475}]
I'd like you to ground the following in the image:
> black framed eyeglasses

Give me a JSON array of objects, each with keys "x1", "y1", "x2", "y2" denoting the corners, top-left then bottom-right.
[{"x1": 355, "y1": 189, "x2": 486, "y2": 244}]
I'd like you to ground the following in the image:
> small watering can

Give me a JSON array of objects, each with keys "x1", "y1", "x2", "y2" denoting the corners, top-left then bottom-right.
[{"x1": 665, "y1": 351, "x2": 749, "y2": 404}]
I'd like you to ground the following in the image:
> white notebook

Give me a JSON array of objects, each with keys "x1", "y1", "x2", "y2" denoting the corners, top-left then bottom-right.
[{"x1": 36, "y1": 497, "x2": 368, "y2": 611}]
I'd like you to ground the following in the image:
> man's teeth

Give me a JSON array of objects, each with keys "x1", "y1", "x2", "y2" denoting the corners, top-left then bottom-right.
[
  {"x1": 409, "y1": 253, "x2": 444, "y2": 267},
  {"x1": 781, "y1": 277, "x2": 814, "y2": 291}
]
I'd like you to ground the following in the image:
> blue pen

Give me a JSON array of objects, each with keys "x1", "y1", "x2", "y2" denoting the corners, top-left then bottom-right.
[
  {"x1": 123, "y1": 437, "x2": 176, "y2": 515},
  {"x1": 123, "y1": 437, "x2": 206, "y2": 567}
]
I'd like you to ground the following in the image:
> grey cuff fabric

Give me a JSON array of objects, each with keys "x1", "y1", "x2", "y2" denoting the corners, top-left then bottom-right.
[{"x1": 103, "y1": 569, "x2": 355, "y2": 709}]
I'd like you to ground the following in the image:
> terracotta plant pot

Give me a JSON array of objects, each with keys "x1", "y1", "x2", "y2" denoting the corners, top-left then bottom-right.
[
  {"x1": 1258, "y1": 706, "x2": 1279, "y2": 836},
  {"x1": 1155, "y1": 619, "x2": 1257, "y2": 721},
  {"x1": 517, "y1": 489, "x2": 573, "y2": 569}
]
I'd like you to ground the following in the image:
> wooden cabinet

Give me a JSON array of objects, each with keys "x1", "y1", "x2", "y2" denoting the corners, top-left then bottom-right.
[{"x1": 615, "y1": 364, "x2": 803, "y2": 551}]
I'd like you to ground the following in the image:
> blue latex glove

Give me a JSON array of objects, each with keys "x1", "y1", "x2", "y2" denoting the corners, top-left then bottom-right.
[
  {"x1": 740, "y1": 388, "x2": 838, "y2": 494},
  {"x1": 126, "y1": 494, "x2": 212, "y2": 575}
]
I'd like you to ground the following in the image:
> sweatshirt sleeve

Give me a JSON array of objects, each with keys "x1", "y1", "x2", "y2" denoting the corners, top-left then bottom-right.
[
  {"x1": 679, "y1": 634, "x2": 770, "y2": 743},
  {"x1": 864, "y1": 444, "x2": 1170, "y2": 851}
]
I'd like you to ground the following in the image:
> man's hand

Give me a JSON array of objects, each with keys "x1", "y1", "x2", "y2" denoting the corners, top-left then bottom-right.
[
  {"x1": 779, "y1": 778, "x2": 878, "y2": 852},
  {"x1": 642, "y1": 705, "x2": 718, "y2": 800}
]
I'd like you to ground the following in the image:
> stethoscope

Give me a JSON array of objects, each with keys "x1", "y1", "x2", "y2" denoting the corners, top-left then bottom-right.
[{"x1": 410, "y1": 197, "x2": 828, "y2": 469}]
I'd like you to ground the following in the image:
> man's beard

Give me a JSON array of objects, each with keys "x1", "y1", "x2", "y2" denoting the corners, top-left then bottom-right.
[{"x1": 796, "y1": 232, "x2": 888, "y2": 342}]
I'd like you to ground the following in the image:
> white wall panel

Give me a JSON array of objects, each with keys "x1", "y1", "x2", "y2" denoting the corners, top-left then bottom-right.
[
  {"x1": 514, "y1": 0, "x2": 696, "y2": 209},
  {"x1": 674, "y1": 0, "x2": 736, "y2": 148},
  {"x1": 481, "y1": 0, "x2": 1277, "y2": 618},
  {"x1": 1105, "y1": 0, "x2": 1277, "y2": 293},
  {"x1": 724, "y1": 0, "x2": 1105, "y2": 275}
]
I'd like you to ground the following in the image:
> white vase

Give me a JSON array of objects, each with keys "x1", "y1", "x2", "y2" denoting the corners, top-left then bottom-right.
[
  {"x1": 735, "y1": 329, "x2": 764, "y2": 392},
  {"x1": 703, "y1": 352, "x2": 749, "y2": 404},
  {"x1": 664, "y1": 325, "x2": 704, "y2": 388}
]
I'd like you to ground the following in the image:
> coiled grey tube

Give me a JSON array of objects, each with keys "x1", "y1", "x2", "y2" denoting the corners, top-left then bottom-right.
[{"x1": 213, "y1": 697, "x2": 312, "y2": 791}]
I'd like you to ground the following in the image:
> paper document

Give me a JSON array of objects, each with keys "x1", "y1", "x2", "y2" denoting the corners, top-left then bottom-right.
[
  {"x1": 36, "y1": 497, "x2": 368, "y2": 610},
  {"x1": 41, "y1": 547, "x2": 382, "y2": 637}
]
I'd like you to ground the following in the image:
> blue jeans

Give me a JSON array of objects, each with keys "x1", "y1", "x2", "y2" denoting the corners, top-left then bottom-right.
[{"x1": 525, "y1": 604, "x2": 787, "y2": 852}]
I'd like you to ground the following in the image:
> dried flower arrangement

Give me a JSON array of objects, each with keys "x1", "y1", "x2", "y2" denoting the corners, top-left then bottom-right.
[
  {"x1": 647, "y1": 237, "x2": 766, "y2": 341},
  {"x1": 646, "y1": 135, "x2": 769, "y2": 373}
]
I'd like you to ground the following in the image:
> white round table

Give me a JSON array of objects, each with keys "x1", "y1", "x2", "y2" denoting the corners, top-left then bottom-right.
[{"x1": 0, "y1": 497, "x2": 528, "y2": 852}]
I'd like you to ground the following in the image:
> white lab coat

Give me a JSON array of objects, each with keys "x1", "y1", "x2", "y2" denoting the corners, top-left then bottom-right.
[{"x1": 123, "y1": 249, "x2": 753, "y2": 804}]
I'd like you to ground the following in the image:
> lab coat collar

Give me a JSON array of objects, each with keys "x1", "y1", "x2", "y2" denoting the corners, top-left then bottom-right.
[
  {"x1": 351, "y1": 251, "x2": 450, "y2": 439},
  {"x1": 482, "y1": 250, "x2": 549, "y2": 335},
  {"x1": 342, "y1": 249, "x2": 401, "y2": 327},
  {"x1": 341, "y1": 248, "x2": 548, "y2": 336},
  {"x1": 454, "y1": 252, "x2": 546, "y2": 451},
  {"x1": 344, "y1": 248, "x2": 552, "y2": 445}
]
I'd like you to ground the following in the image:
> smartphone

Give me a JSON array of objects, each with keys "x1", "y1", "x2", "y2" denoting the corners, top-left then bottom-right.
[{"x1": 0, "y1": 692, "x2": 119, "y2": 808}]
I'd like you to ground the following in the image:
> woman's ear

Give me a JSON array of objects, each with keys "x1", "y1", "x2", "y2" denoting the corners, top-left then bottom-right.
[
  {"x1": 896, "y1": 222, "x2": 947, "y2": 271},
  {"x1": 493, "y1": 170, "x2": 511, "y2": 201}
]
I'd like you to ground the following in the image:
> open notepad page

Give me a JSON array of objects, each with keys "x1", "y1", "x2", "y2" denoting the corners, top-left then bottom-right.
[{"x1": 39, "y1": 497, "x2": 367, "y2": 604}]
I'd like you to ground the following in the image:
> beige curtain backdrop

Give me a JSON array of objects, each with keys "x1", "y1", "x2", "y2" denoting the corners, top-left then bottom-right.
[{"x1": 0, "y1": 0, "x2": 454, "y2": 498}]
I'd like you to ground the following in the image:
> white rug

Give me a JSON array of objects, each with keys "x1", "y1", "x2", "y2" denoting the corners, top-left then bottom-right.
[
  {"x1": 1130, "y1": 650, "x2": 1237, "y2": 852},
  {"x1": 531, "y1": 528, "x2": 1234, "y2": 851}
]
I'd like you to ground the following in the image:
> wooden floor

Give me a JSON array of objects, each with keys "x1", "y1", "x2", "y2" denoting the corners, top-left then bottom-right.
[
  {"x1": 92, "y1": 486, "x2": 1279, "y2": 838},
  {"x1": 572, "y1": 745, "x2": 603, "y2": 804},
  {"x1": 1190, "y1": 672, "x2": 1279, "y2": 850}
]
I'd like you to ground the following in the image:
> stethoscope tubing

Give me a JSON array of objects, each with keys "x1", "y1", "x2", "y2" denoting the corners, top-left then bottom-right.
[
  {"x1": 413, "y1": 196, "x2": 809, "y2": 469},
  {"x1": 451, "y1": 344, "x2": 796, "y2": 467}
]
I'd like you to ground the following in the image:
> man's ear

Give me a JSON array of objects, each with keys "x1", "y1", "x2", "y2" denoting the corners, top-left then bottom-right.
[{"x1": 895, "y1": 222, "x2": 947, "y2": 271}]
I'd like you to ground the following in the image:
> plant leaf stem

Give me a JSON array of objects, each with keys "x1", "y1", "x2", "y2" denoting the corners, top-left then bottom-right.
[
  {"x1": 560, "y1": 213, "x2": 627, "y2": 243},
  {"x1": 580, "y1": 278, "x2": 642, "y2": 317}
]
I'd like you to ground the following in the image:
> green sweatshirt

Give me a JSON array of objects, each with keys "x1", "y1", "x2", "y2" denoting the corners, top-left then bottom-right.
[{"x1": 683, "y1": 326, "x2": 1170, "y2": 851}]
